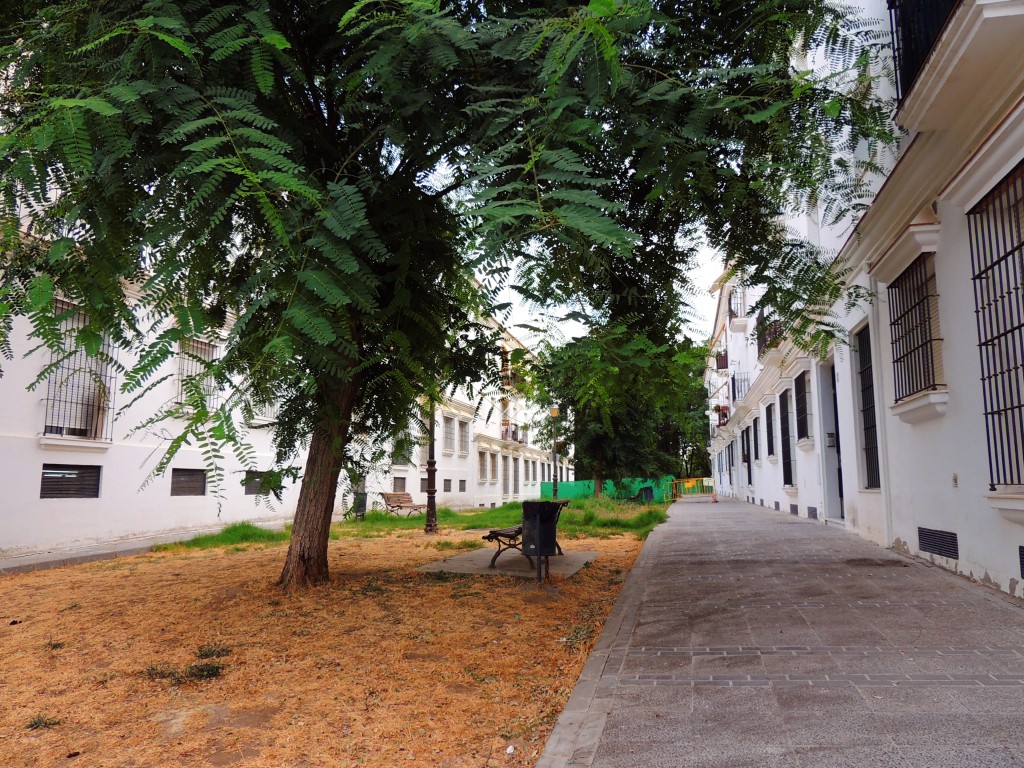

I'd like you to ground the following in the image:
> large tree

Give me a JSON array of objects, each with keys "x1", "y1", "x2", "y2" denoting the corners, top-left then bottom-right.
[{"x1": 0, "y1": 0, "x2": 891, "y2": 588}]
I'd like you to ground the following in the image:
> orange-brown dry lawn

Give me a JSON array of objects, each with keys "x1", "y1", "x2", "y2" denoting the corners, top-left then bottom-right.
[{"x1": 0, "y1": 530, "x2": 639, "y2": 768}]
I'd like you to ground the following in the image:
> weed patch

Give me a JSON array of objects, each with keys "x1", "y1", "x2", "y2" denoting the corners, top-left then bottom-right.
[{"x1": 26, "y1": 715, "x2": 60, "y2": 730}]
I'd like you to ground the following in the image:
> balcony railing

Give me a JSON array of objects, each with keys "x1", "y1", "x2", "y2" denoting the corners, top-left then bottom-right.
[
  {"x1": 889, "y1": 0, "x2": 961, "y2": 101},
  {"x1": 731, "y1": 372, "x2": 751, "y2": 402},
  {"x1": 728, "y1": 290, "x2": 747, "y2": 320},
  {"x1": 756, "y1": 313, "x2": 784, "y2": 358}
]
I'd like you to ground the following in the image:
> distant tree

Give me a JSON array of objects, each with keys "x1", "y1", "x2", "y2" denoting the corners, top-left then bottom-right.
[{"x1": 0, "y1": 0, "x2": 891, "y2": 588}]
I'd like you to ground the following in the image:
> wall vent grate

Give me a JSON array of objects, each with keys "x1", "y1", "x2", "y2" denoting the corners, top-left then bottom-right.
[
  {"x1": 790, "y1": 504, "x2": 799, "y2": 516},
  {"x1": 807, "y1": 506, "x2": 818, "y2": 520},
  {"x1": 918, "y1": 527, "x2": 959, "y2": 560}
]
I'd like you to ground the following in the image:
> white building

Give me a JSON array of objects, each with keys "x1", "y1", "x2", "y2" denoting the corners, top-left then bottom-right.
[
  {"x1": 0, "y1": 308, "x2": 570, "y2": 561},
  {"x1": 708, "y1": 0, "x2": 1024, "y2": 595}
]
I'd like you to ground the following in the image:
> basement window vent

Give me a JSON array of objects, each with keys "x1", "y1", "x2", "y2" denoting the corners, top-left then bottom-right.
[{"x1": 918, "y1": 527, "x2": 959, "y2": 560}]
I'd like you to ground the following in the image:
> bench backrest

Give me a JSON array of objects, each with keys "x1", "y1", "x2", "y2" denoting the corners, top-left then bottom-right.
[{"x1": 382, "y1": 492, "x2": 416, "y2": 506}]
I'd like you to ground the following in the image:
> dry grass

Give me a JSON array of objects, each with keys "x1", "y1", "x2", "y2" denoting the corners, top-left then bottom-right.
[{"x1": 0, "y1": 528, "x2": 640, "y2": 768}]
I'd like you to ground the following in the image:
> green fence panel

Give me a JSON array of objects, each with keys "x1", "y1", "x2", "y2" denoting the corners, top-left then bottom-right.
[{"x1": 540, "y1": 476, "x2": 675, "y2": 501}]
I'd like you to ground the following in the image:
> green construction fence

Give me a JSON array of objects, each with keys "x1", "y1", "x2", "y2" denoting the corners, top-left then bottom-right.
[{"x1": 540, "y1": 476, "x2": 676, "y2": 502}]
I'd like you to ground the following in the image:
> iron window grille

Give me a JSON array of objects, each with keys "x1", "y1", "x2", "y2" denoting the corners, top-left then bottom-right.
[
  {"x1": 731, "y1": 373, "x2": 750, "y2": 402},
  {"x1": 766, "y1": 403, "x2": 776, "y2": 456},
  {"x1": 40, "y1": 463, "x2": 101, "y2": 499},
  {"x1": 795, "y1": 372, "x2": 810, "y2": 440},
  {"x1": 502, "y1": 456, "x2": 510, "y2": 495},
  {"x1": 727, "y1": 442, "x2": 734, "y2": 484},
  {"x1": 490, "y1": 454, "x2": 498, "y2": 481},
  {"x1": 513, "y1": 457, "x2": 520, "y2": 495},
  {"x1": 478, "y1": 452, "x2": 488, "y2": 481},
  {"x1": 443, "y1": 478, "x2": 452, "y2": 492},
  {"x1": 391, "y1": 476, "x2": 406, "y2": 493},
  {"x1": 969, "y1": 160, "x2": 1024, "y2": 489},
  {"x1": 43, "y1": 302, "x2": 115, "y2": 441},
  {"x1": 170, "y1": 468, "x2": 206, "y2": 496},
  {"x1": 856, "y1": 327, "x2": 881, "y2": 489},
  {"x1": 177, "y1": 339, "x2": 219, "y2": 408},
  {"x1": 420, "y1": 477, "x2": 428, "y2": 492},
  {"x1": 780, "y1": 389, "x2": 794, "y2": 485},
  {"x1": 443, "y1": 417, "x2": 455, "y2": 451},
  {"x1": 458, "y1": 421, "x2": 470, "y2": 453},
  {"x1": 742, "y1": 427, "x2": 752, "y2": 485},
  {"x1": 753, "y1": 417, "x2": 760, "y2": 460},
  {"x1": 889, "y1": 253, "x2": 944, "y2": 402},
  {"x1": 888, "y1": 0, "x2": 961, "y2": 101},
  {"x1": 459, "y1": 479, "x2": 467, "y2": 492}
]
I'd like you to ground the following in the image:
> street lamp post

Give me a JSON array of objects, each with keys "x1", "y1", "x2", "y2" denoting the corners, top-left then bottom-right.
[
  {"x1": 425, "y1": 404, "x2": 438, "y2": 534},
  {"x1": 550, "y1": 405, "x2": 560, "y2": 500}
]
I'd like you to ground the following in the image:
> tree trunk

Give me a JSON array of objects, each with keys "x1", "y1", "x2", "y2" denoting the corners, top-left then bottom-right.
[
  {"x1": 593, "y1": 469, "x2": 603, "y2": 498},
  {"x1": 277, "y1": 386, "x2": 355, "y2": 591}
]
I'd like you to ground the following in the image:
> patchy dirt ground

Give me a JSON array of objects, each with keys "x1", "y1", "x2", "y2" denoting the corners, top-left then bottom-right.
[{"x1": 0, "y1": 530, "x2": 640, "y2": 768}]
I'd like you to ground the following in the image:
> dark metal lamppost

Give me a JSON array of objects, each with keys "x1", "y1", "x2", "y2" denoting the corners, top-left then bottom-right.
[
  {"x1": 425, "y1": 404, "x2": 438, "y2": 534},
  {"x1": 550, "y1": 405, "x2": 560, "y2": 500}
]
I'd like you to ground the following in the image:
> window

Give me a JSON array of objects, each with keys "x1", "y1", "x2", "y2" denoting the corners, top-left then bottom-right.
[
  {"x1": 726, "y1": 442, "x2": 733, "y2": 484},
  {"x1": 742, "y1": 427, "x2": 752, "y2": 485},
  {"x1": 443, "y1": 417, "x2": 455, "y2": 452},
  {"x1": 420, "y1": 477, "x2": 428, "y2": 493},
  {"x1": 856, "y1": 327, "x2": 881, "y2": 489},
  {"x1": 780, "y1": 389, "x2": 794, "y2": 486},
  {"x1": 443, "y1": 479, "x2": 452, "y2": 492},
  {"x1": 533, "y1": 461, "x2": 538, "y2": 483},
  {"x1": 513, "y1": 457, "x2": 520, "y2": 495},
  {"x1": 458, "y1": 421, "x2": 470, "y2": 453},
  {"x1": 968, "y1": 162, "x2": 1024, "y2": 489},
  {"x1": 766, "y1": 404, "x2": 775, "y2": 456},
  {"x1": 177, "y1": 339, "x2": 219, "y2": 407},
  {"x1": 490, "y1": 453, "x2": 498, "y2": 481},
  {"x1": 245, "y1": 471, "x2": 274, "y2": 495},
  {"x1": 753, "y1": 417, "x2": 760, "y2": 461},
  {"x1": 889, "y1": 253, "x2": 943, "y2": 402},
  {"x1": 392, "y1": 476, "x2": 407, "y2": 493},
  {"x1": 171, "y1": 468, "x2": 206, "y2": 497},
  {"x1": 502, "y1": 456, "x2": 510, "y2": 495},
  {"x1": 459, "y1": 479, "x2": 466, "y2": 492},
  {"x1": 43, "y1": 302, "x2": 114, "y2": 440},
  {"x1": 523, "y1": 460, "x2": 530, "y2": 483},
  {"x1": 40, "y1": 464, "x2": 101, "y2": 499},
  {"x1": 478, "y1": 451, "x2": 488, "y2": 481},
  {"x1": 795, "y1": 372, "x2": 810, "y2": 440}
]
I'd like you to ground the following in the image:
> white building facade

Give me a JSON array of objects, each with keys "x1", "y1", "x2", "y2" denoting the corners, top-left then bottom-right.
[{"x1": 708, "y1": 0, "x2": 1024, "y2": 596}]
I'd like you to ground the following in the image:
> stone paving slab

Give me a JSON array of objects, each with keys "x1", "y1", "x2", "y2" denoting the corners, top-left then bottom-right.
[{"x1": 537, "y1": 497, "x2": 1024, "y2": 768}]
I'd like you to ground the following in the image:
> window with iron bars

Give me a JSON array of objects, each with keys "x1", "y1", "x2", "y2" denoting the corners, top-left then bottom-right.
[
  {"x1": 458, "y1": 420, "x2": 470, "y2": 453},
  {"x1": 766, "y1": 404, "x2": 775, "y2": 456},
  {"x1": 780, "y1": 389, "x2": 794, "y2": 485},
  {"x1": 726, "y1": 442, "x2": 734, "y2": 485},
  {"x1": 856, "y1": 326, "x2": 881, "y2": 489},
  {"x1": 502, "y1": 455, "x2": 510, "y2": 495},
  {"x1": 742, "y1": 427, "x2": 752, "y2": 485},
  {"x1": 753, "y1": 417, "x2": 760, "y2": 460},
  {"x1": 889, "y1": 253, "x2": 944, "y2": 402},
  {"x1": 43, "y1": 302, "x2": 115, "y2": 440},
  {"x1": 968, "y1": 160, "x2": 1024, "y2": 489},
  {"x1": 177, "y1": 339, "x2": 219, "y2": 408},
  {"x1": 795, "y1": 372, "x2": 810, "y2": 440},
  {"x1": 443, "y1": 417, "x2": 455, "y2": 452}
]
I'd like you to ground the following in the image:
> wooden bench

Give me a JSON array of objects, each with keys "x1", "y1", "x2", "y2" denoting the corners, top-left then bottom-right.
[{"x1": 380, "y1": 492, "x2": 427, "y2": 516}]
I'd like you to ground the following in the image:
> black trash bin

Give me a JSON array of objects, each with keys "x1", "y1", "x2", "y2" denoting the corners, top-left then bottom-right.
[
  {"x1": 522, "y1": 501, "x2": 561, "y2": 582},
  {"x1": 352, "y1": 491, "x2": 367, "y2": 520}
]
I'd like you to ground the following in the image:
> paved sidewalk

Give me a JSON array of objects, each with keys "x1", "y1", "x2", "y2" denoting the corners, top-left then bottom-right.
[{"x1": 538, "y1": 497, "x2": 1024, "y2": 768}]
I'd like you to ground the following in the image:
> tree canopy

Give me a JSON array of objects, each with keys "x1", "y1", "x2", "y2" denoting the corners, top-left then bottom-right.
[{"x1": 0, "y1": 0, "x2": 892, "y2": 587}]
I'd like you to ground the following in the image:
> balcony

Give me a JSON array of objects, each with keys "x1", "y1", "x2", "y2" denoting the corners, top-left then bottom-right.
[
  {"x1": 714, "y1": 406, "x2": 730, "y2": 427},
  {"x1": 728, "y1": 290, "x2": 749, "y2": 333},
  {"x1": 756, "y1": 312, "x2": 784, "y2": 360},
  {"x1": 731, "y1": 373, "x2": 751, "y2": 403},
  {"x1": 500, "y1": 422, "x2": 527, "y2": 444},
  {"x1": 889, "y1": 0, "x2": 961, "y2": 102},
  {"x1": 715, "y1": 351, "x2": 728, "y2": 370}
]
